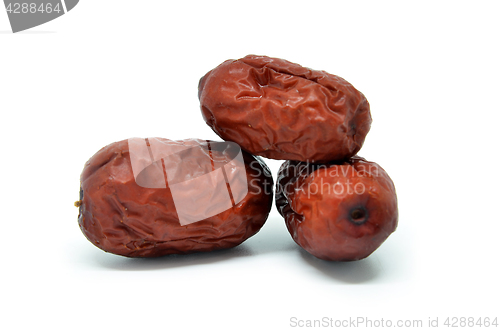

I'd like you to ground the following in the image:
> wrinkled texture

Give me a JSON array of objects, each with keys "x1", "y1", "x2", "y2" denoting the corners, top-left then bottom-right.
[
  {"x1": 276, "y1": 156, "x2": 398, "y2": 261},
  {"x1": 77, "y1": 138, "x2": 273, "y2": 258},
  {"x1": 199, "y1": 55, "x2": 371, "y2": 162}
]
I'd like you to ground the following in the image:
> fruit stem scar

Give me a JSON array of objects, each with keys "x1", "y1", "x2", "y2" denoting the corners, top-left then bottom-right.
[{"x1": 349, "y1": 207, "x2": 367, "y2": 225}]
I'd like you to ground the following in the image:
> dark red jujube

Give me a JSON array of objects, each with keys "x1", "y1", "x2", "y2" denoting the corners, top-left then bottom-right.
[
  {"x1": 275, "y1": 156, "x2": 398, "y2": 261},
  {"x1": 199, "y1": 55, "x2": 371, "y2": 162},
  {"x1": 76, "y1": 138, "x2": 273, "y2": 258}
]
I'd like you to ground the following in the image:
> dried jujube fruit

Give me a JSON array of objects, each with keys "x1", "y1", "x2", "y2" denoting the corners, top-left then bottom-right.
[
  {"x1": 76, "y1": 138, "x2": 273, "y2": 258},
  {"x1": 275, "y1": 156, "x2": 398, "y2": 261},
  {"x1": 198, "y1": 54, "x2": 371, "y2": 162}
]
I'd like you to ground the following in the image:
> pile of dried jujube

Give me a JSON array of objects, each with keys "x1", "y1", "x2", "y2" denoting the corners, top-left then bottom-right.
[{"x1": 76, "y1": 55, "x2": 398, "y2": 261}]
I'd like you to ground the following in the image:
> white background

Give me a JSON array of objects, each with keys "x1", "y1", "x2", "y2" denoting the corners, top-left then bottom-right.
[{"x1": 1, "y1": 1, "x2": 499, "y2": 330}]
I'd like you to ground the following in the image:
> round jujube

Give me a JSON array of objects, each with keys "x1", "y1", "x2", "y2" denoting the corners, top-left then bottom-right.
[{"x1": 275, "y1": 156, "x2": 398, "y2": 261}]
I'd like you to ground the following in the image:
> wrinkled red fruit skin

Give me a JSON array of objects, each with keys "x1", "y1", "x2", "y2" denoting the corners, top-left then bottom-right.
[
  {"x1": 77, "y1": 139, "x2": 273, "y2": 258},
  {"x1": 198, "y1": 55, "x2": 371, "y2": 162},
  {"x1": 275, "y1": 157, "x2": 398, "y2": 261}
]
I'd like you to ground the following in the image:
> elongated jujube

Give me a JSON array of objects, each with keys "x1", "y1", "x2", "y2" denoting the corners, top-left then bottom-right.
[
  {"x1": 198, "y1": 55, "x2": 371, "y2": 162},
  {"x1": 76, "y1": 138, "x2": 273, "y2": 257}
]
